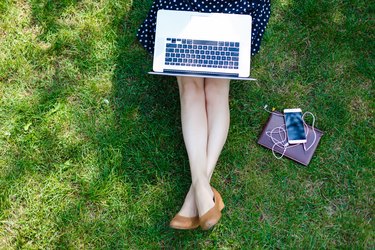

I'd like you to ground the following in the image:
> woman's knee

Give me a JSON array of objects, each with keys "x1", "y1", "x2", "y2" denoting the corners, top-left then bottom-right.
[
  {"x1": 204, "y1": 79, "x2": 230, "y2": 104},
  {"x1": 177, "y1": 77, "x2": 205, "y2": 100}
]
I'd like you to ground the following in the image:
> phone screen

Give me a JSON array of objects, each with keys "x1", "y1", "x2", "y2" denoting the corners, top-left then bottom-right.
[{"x1": 284, "y1": 111, "x2": 306, "y2": 143}]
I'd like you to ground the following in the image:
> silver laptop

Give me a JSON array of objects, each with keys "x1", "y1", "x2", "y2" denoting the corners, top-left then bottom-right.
[{"x1": 149, "y1": 10, "x2": 255, "y2": 80}]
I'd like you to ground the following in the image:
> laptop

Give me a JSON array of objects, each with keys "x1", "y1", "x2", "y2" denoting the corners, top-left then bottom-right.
[{"x1": 149, "y1": 10, "x2": 255, "y2": 80}]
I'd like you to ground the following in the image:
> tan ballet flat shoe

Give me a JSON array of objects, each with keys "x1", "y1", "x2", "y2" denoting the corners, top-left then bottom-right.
[
  {"x1": 199, "y1": 187, "x2": 225, "y2": 230},
  {"x1": 169, "y1": 214, "x2": 200, "y2": 230},
  {"x1": 212, "y1": 187, "x2": 225, "y2": 211}
]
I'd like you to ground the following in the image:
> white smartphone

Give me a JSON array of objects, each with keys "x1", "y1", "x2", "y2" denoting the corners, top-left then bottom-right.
[{"x1": 283, "y1": 108, "x2": 307, "y2": 144}]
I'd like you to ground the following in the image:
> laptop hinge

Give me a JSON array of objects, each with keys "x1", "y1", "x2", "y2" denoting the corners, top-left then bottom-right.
[{"x1": 163, "y1": 69, "x2": 239, "y2": 78}]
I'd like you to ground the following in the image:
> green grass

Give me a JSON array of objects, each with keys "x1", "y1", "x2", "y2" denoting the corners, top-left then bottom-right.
[{"x1": 0, "y1": 0, "x2": 373, "y2": 248}]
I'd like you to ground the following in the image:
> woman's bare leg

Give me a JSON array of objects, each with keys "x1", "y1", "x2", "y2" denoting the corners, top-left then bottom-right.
[
  {"x1": 204, "y1": 78, "x2": 230, "y2": 179},
  {"x1": 176, "y1": 76, "x2": 214, "y2": 217},
  {"x1": 176, "y1": 77, "x2": 230, "y2": 217}
]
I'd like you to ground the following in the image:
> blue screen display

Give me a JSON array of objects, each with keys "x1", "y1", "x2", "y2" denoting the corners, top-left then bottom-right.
[{"x1": 285, "y1": 112, "x2": 306, "y2": 141}]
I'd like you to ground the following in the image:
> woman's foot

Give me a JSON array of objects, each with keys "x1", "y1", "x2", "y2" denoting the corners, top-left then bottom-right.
[
  {"x1": 199, "y1": 187, "x2": 224, "y2": 230},
  {"x1": 169, "y1": 214, "x2": 199, "y2": 230},
  {"x1": 176, "y1": 186, "x2": 198, "y2": 217},
  {"x1": 193, "y1": 179, "x2": 215, "y2": 217},
  {"x1": 170, "y1": 186, "x2": 199, "y2": 230}
]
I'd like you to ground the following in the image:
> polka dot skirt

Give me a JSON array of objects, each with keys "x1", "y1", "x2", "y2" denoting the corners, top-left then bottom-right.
[{"x1": 137, "y1": 0, "x2": 271, "y2": 56}]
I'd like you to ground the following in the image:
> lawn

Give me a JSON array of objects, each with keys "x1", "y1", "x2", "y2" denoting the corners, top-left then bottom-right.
[{"x1": 0, "y1": 0, "x2": 373, "y2": 248}]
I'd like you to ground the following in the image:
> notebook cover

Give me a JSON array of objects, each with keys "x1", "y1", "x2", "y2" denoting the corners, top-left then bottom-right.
[{"x1": 257, "y1": 111, "x2": 323, "y2": 166}]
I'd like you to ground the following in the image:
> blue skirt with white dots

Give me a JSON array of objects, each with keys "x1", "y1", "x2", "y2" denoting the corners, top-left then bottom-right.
[{"x1": 137, "y1": 0, "x2": 271, "y2": 56}]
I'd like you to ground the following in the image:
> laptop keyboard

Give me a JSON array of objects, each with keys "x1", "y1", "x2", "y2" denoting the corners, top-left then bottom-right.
[{"x1": 164, "y1": 38, "x2": 240, "y2": 69}]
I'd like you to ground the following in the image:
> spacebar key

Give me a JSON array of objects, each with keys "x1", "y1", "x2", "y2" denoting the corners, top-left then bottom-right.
[{"x1": 193, "y1": 40, "x2": 217, "y2": 46}]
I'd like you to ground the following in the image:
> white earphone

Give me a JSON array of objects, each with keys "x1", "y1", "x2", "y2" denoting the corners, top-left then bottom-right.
[{"x1": 263, "y1": 105, "x2": 317, "y2": 159}]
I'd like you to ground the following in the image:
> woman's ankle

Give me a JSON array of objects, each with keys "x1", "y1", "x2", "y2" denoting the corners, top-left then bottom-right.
[
  {"x1": 177, "y1": 186, "x2": 198, "y2": 217},
  {"x1": 192, "y1": 180, "x2": 215, "y2": 216}
]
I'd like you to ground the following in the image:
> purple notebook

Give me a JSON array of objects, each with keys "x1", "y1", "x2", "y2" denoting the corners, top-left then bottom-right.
[{"x1": 257, "y1": 111, "x2": 323, "y2": 166}]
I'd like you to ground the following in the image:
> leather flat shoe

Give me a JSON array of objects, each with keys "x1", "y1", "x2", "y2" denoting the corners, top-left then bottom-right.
[
  {"x1": 169, "y1": 214, "x2": 200, "y2": 230},
  {"x1": 212, "y1": 187, "x2": 225, "y2": 211},
  {"x1": 199, "y1": 187, "x2": 224, "y2": 230}
]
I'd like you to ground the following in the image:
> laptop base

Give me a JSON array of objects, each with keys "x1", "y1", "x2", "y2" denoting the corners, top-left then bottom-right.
[{"x1": 148, "y1": 71, "x2": 256, "y2": 81}]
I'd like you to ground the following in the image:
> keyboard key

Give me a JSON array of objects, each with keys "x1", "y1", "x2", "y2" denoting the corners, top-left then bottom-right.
[
  {"x1": 193, "y1": 40, "x2": 217, "y2": 46},
  {"x1": 229, "y1": 47, "x2": 239, "y2": 52}
]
